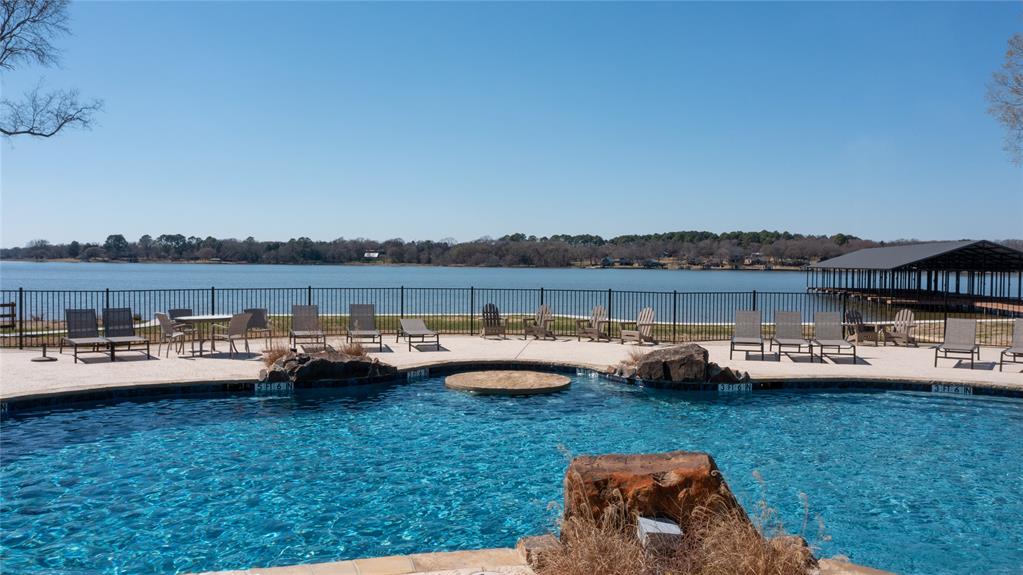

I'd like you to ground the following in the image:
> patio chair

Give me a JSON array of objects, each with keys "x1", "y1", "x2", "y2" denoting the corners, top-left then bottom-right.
[
  {"x1": 168, "y1": 308, "x2": 198, "y2": 336},
  {"x1": 398, "y1": 318, "x2": 440, "y2": 351},
  {"x1": 576, "y1": 305, "x2": 610, "y2": 342},
  {"x1": 289, "y1": 305, "x2": 325, "y2": 348},
  {"x1": 102, "y1": 307, "x2": 151, "y2": 361},
  {"x1": 523, "y1": 304, "x2": 555, "y2": 340},
  {"x1": 347, "y1": 304, "x2": 383, "y2": 351},
  {"x1": 770, "y1": 311, "x2": 812, "y2": 360},
  {"x1": 844, "y1": 310, "x2": 880, "y2": 346},
  {"x1": 480, "y1": 303, "x2": 506, "y2": 339},
  {"x1": 729, "y1": 310, "x2": 764, "y2": 360},
  {"x1": 812, "y1": 312, "x2": 856, "y2": 364},
  {"x1": 886, "y1": 309, "x2": 917, "y2": 347},
  {"x1": 244, "y1": 308, "x2": 273, "y2": 348},
  {"x1": 155, "y1": 312, "x2": 193, "y2": 357},
  {"x1": 620, "y1": 307, "x2": 657, "y2": 345},
  {"x1": 935, "y1": 318, "x2": 979, "y2": 369},
  {"x1": 999, "y1": 318, "x2": 1023, "y2": 372},
  {"x1": 211, "y1": 312, "x2": 253, "y2": 358},
  {"x1": 60, "y1": 308, "x2": 110, "y2": 363}
]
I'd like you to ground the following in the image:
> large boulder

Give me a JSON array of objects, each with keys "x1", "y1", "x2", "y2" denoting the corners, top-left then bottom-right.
[
  {"x1": 564, "y1": 450, "x2": 747, "y2": 532},
  {"x1": 614, "y1": 344, "x2": 750, "y2": 384},
  {"x1": 260, "y1": 350, "x2": 396, "y2": 383},
  {"x1": 634, "y1": 344, "x2": 708, "y2": 381}
]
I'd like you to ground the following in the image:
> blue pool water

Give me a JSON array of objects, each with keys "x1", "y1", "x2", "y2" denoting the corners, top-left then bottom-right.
[{"x1": 2, "y1": 378, "x2": 1022, "y2": 575}]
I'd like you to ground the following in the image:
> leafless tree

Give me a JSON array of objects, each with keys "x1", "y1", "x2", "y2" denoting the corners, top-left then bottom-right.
[
  {"x1": 987, "y1": 33, "x2": 1023, "y2": 165},
  {"x1": 0, "y1": 0, "x2": 102, "y2": 137}
]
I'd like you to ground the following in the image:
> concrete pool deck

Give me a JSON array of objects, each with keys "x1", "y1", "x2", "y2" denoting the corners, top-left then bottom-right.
[
  {"x1": 184, "y1": 547, "x2": 890, "y2": 575},
  {"x1": 1, "y1": 335, "x2": 1021, "y2": 401}
]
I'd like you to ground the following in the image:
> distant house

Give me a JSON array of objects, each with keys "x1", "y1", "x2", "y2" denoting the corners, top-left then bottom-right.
[
  {"x1": 363, "y1": 251, "x2": 380, "y2": 260},
  {"x1": 642, "y1": 259, "x2": 665, "y2": 269},
  {"x1": 599, "y1": 256, "x2": 614, "y2": 268},
  {"x1": 616, "y1": 258, "x2": 634, "y2": 267}
]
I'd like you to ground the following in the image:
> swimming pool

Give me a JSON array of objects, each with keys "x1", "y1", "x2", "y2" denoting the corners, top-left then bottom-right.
[{"x1": 2, "y1": 375, "x2": 1021, "y2": 575}]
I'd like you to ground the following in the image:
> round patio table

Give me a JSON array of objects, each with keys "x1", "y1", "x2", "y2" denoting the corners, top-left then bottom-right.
[{"x1": 172, "y1": 314, "x2": 232, "y2": 356}]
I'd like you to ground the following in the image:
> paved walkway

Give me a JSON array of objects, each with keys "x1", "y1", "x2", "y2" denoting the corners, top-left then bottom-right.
[{"x1": 1, "y1": 335, "x2": 1020, "y2": 401}]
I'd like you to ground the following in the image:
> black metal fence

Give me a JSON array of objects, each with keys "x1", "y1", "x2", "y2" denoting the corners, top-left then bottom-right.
[{"x1": 1, "y1": 286, "x2": 1019, "y2": 348}]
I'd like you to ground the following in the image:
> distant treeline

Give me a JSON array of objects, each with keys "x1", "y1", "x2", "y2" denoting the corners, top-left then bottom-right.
[{"x1": 3, "y1": 232, "x2": 1019, "y2": 268}]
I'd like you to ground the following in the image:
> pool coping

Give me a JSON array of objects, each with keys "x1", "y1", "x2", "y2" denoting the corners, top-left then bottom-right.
[{"x1": 2, "y1": 357, "x2": 1020, "y2": 417}]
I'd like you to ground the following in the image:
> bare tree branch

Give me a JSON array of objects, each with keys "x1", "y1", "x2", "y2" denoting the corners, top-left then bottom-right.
[
  {"x1": 0, "y1": 0, "x2": 101, "y2": 138},
  {"x1": 987, "y1": 33, "x2": 1023, "y2": 166},
  {"x1": 0, "y1": 0, "x2": 69, "y2": 70},
  {"x1": 0, "y1": 82, "x2": 102, "y2": 137}
]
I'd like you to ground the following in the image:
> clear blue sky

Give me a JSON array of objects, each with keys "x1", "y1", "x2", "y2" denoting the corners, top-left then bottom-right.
[{"x1": 1, "y1": 1, "x2": 1021, "y2": 248}]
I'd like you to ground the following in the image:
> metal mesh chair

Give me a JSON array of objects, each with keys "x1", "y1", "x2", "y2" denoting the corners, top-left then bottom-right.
[
  {"x1": 347, "y1": 304, "x2": 382, "y2": 351},
  {"x1": 935, "y1": 318, "x2": 979, "y2": 369},
  {"x1": 999, "y1": 318, "x2": 1023, "y2": 372},
  {"x1": 290, "y1": 305, "x2": 325, "y2": 348},
  {"x1": 102, "y1": 307, "x2": 151, "y2": 361},
  {"x1": 212, "y1": 312, "x2": 253, "y2": 357},
  {"x1": 770, "y1": 311, "x2": 812, "y2": 360},
  {"x1": 730, "y1": 310, "x2": 764, "y2": 359},
  {"x1": 812, "y1": 312, "x2": 856, "y2": 363},
  {"x1": 60, "y1": 308, "x2": 110, "y2": 363}
]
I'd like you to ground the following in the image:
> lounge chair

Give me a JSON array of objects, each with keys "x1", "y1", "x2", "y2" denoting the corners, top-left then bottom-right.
[
  {"x1": 885, "y1": 309, "x2": 917, "y2": 347},
  {"x1": 845, "y1": 310, "x2": 880, "y2": 346},
  {"x1": 347, "y1": 304, "x2": 382, "y2": 351},
  {"x1": 244, "y1": 308, "x2": 272, "y2": 347},
  {"x1": 398, "y1": 318, "x2": 439, "y2": 351},
  {"x1": 576, "y1": 305, "x2": 609, "y2": 341},
  {"x1": 935, "y1": 318, "x2": 979, "y2": 369},
  {"x1": 729, "y1": 310, "x2": 764, "y2": 360},
  {"x1": 523, "y1": 304, "x2": 555, "y2": 340},
  {"x1": 155, "y1": 312, "x2": 193, "y2": 357},
  {"x1": 60, "y1": 308, "x2": 110, "y2": 363},
  {"x1": 290, "y1": 305, "x2": 325, "y2": 348},
  {"x1": 480, "y1": 303, "x2": 506, "y2": 339},
  {"x1": 102, "y1": 308, "x2": 151, "y2": 361},
  {"x1": 999, "y1": 318, "x2": 1023, "y2": 372},
  {"x1": 812, "y1": 312, "x2": 856, "y2": 363},
  {"x1": 770, "y1": 311, "x2": 812, "y2": 360},
  {"x1": 620, "y1": 307, "x2": 657, "y2": 345},
  {"x1": 211, "y1": 312, "x2": 253, "y2": 357}
]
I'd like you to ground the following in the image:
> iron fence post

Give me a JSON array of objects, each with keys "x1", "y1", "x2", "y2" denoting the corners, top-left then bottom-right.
[
  {"x1": 540, "y1": 287, "x2": 544, "y2": 305},
  {"x1": 210, "y1": 287, "x2": 216, "y2": 314},
  {"x1": 307, "y1": 286, "x2": 312, "y2": 306},
  {"x1": 752, "y1": 290, "x2": 757, "y2": 311},
  {"x1": 672, "y1": 290, "x2": 677, "y2": 343},
  {"x1": 17, "y1": 287, "x2": 24, "y2": 350},
  {"x1": 400, "y1": 286, "x2": 405, "y2": 318},
  {"x1": 607, "y1": 288, "x2": 613, "y2": 339},
  {"x1": 470, "y1": 287, "x2": 475, "y2": 335},
  {"x1": 841, "y1": 292, "x2": 847, "y2": 321},
  {"x1": 943, "y1": 290, "x2": 949, "y2": 340},
  {"x1": 105, "y1": 288, "x2": 110, "y2": 311}
]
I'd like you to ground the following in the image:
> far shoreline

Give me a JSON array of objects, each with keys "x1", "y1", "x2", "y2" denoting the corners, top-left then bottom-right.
[{"x1": 0, "y1": 258, "x2": 808, "y2": 272}]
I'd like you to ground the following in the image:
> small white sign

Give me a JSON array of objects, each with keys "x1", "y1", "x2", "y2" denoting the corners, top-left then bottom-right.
[{"x1": 718, "y1": 383, "x2": 752, "y2": 394}]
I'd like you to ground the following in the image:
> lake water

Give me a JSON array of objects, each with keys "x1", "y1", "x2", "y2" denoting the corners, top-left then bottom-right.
[{"x1": 0, "y1": 261, "x2": 808, "y2": 293}]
